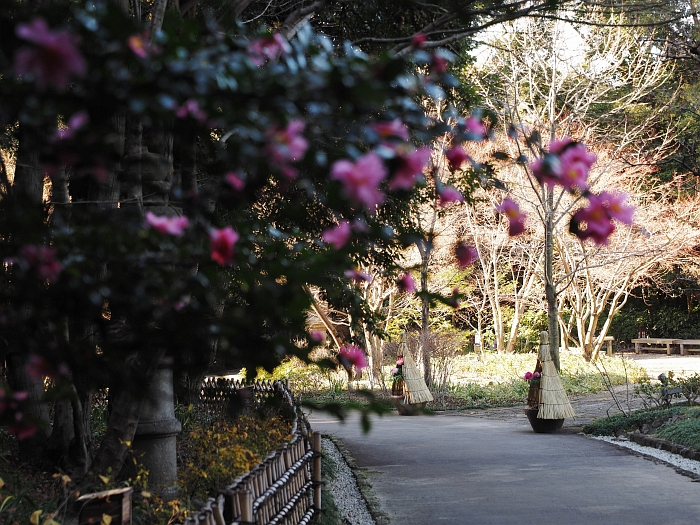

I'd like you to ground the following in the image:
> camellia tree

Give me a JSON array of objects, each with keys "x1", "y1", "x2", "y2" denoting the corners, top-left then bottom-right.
[{"x1": 0, "y1": 0, "x2": 488, "y2": 481}]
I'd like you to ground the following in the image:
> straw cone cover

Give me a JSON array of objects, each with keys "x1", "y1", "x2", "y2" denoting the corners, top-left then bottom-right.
[
  {"x1": 537, "y1": 332, "x2": 575, "y2": 420},
  {"x1": 399, "y1": 336, "x2": 433, "y2": 404}
]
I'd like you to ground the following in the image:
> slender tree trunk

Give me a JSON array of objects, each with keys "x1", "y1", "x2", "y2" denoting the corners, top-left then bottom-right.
[
  {"x1": 91, "y1": 348, "x2": 166, "y2": 477},
  {"x1": 544, "y1": 188, "x2": 560, "y2": 371}
]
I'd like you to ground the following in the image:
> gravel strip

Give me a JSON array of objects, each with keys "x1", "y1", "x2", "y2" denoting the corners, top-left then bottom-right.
[
  {"x1": 589, "y1": 434, "x2": 700, "y2": 479},
  {"x1": 322, "y1": 437, "x2": 376, "y2": 525}
]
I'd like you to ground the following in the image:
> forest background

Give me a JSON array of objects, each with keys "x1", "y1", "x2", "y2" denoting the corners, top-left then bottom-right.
[{"x1": 3, "y1": 0, "x2": 700, "y2": 520}]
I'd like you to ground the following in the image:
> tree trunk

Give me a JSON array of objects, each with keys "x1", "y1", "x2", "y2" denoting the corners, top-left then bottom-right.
[
  {"x1": 544, "y1": 189, "x2": 560, "y2": 371},
  {"x1": 91, "y1": 349, "x2": 166, "y2": 478}
]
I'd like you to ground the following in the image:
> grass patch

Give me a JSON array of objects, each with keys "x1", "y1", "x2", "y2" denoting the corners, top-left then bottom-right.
[{"x1": 655, "y1": 410, "x2": 700, "y2": 451}]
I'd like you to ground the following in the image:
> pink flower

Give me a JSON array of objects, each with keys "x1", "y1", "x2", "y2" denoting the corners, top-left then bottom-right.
[
  {"x1": 322, "y1": 221, "x2": 352, "y2": 249},
  {"x1": 524, "y1": 371, "x2": 533, "y2": 380},
  {"x1": 455, "y1": 242, "x2": 478, "y2": 268},
  {"x1": 496, "y1": 197, "x2": 526, "y2": 236},
  {"x1": 14, "y1": 18, "x2": 86, "y2": 91},
  {"x1": 533, "y1": 372, "x2": 540, "y2": 379},
  {"x1": 571, "y1": 195, "x2": 615, "y2": 245},
  {"x1": 345, "y1": 269, "x2": 372, "y2": 283},
  {"x1": 128, "y1": 32, "x2": 156, "y2": 58},
  {"x1": 464, "y1": 114, "x2": 486, "y2": 140},
  {"x1": 446, "y1": 145, "x2": 469, "y2": 170},
  {"x1": 145, "y1": 211, "x2": 189, "y2": 236},
  {"x1": 331, "y1": 152, "x2": 387, "y2": 210},
  {"x1": 25, "y1": 355, "x2": 68, "y2": 381},
  {"x1": 54, "y1": 110, "x2": 89, "y2": 141},
  {"x1": 225, "y1": 172, "x2": 245, "y2": 191},
  {"x1": 266, "y1": 119, "x2": 309, "y2": 179},
  {"x1": 19, "y1": 245, "x2": 62, "y2": 282},
  {"x1": 9, "y1": 421, "x2": 38, "y2": 441},
  {"x1": 549, "y1": 137, "x2": 573, "y2": 155},
  {"x1": 370, "y1": 119, "x2": 410, "y2": 141},
  {"x1": 558, "y1": 143, "x2": 596, "y2": 191},
  {"x1": 210, "y1": 226, "x2": 239, "y2": 265},
  {"x1": 391, "y1": 366, "x2": 399, "y2": 375},
  {"x1": 437, "y1": 185, "x2": 464, "y2": 207},
  {"x1": 338, "y1": 345, "x2": 368, "y2": 371},
  {"x1": 247, "y1": 33, "x2": 290, "y2": 66},
  {"x1": 411, "y1": 33, "x2": 427, "y2": 48},
  {"x1": 397, "y1": 273, "x2": 416, "y2": 293},
  {"x1": 396, "y1": 357, "x2": 404, "y2": 366},
  {"x1": 310, "y1": 331, "x2": 326, "y2": 343},
  {"x1": 431, "y1": 54, "x2": 448, "y2": 74},
  {"x1": 597, "y1": 191, "x2": 634, "y2": 225},
  {"x1": 389, "y1": 146, "x2": 431, "y2": 190},
  {"x1": 175, "y1": 99, "x2": 207, "y2": 122},
  {"x1": 530, "y1": 154, "x2": 564, "y2": 187}
]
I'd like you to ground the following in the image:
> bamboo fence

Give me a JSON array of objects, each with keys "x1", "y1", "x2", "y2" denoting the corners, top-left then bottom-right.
[{"x1": 182, "y1": 380, "x2": 319, "y2": 525}]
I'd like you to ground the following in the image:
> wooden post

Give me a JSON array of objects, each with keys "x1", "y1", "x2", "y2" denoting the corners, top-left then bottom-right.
[
  {"x1": 239, "y1": 490, "x2": 254, "y2": 524},
  {"x1": 312, "y1": 431, "x2": 322, "y2": 512},
  {"x1": 76, "y1": 487, "x2": 133, "y2": 525}
]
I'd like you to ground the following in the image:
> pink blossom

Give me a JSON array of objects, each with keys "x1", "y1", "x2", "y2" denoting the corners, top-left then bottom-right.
[
  {"x1": 524, "y1": 371, "x2": 533, "y2": 380},
  {"x1": 210, "y1": 227, "x2": 239, "y2": 265},
  {"x1": 455, "y1": 242, "x2": 478, "y2": 268},
  {"x1": 331, "y1": 152, "x2": 387, "y2": 210},
  {"x1": 25, "y1": 355, "x2": 66, "y2": 381},
  {"x1": 437, "y1": 185, "x2": 464, "y2": 207},
  {"x1": 266, "y1": 119, "x2": 309, "y2": 179},
  {"x1": 310, "y1": 331, "x2": 326, "y2": 343},
  {"x1": 247, "y1": 33, "x2": 290, "y2": 66},
  {"x1": 225, "y1": 172, "x2": 245, "y2": 191},
  {"x1": 530, "y1": 154, "x2": 564, "y2": 187},
  {"x1": 338, "y1": 345, "x2": 368, "y2": 371},
  {"x1": 411, "y1": 33, "x2": 427, "y2": 48},
  {"x1": 9, "y1": 420, "x2": 38, "y2": 441},
  {"x1": 597, "y1": 191, "x2": 634, "y2": 225},
  {"x1": 345, "y1": 269, "x2": 372, "y2": 283},
  {"x1": 446, "y1": 145, "x2": 469, "y2": 170},
  {"x1": 19, "y1": 245, "x2": 62, "y2": 282},
  {"x1": 496, "y1": 198, "x2": 526, "y2": 236},
  {"x1": 322, "y1": 221, "x2": 352, "y2": 249},
  {"x1": 370, "y1": 119, "x2": 410, "y2": 141},
  {"x1": 389, "y1": 146, "x2": 431, "y2": 190},
  {"x1": 449, "y1": 287, "x2": 462, "y2": 308},
  {"x1": 128, "y1": 32, "x2": 157, "y2": 58},
  {"x1": 397, "y1": 273, "x2": 416, "y2": 293},
  {"x1": 549, "y1": 137, "x2": 573, "y2": 155},
  {"x1": 145, "y1": 212, "x2": 190, "y2": 236},
  {"x1": 14, "y1": 18, "x2": 86, "y2": 91},
  {"x1": 533, "y1": 372, "x2": 540, "y2": 378},
  {"x1": 54, "y1": 110, "x2": 89, "y2": 141},
  {"x1": 396, "y1": 357, "x2": 405, "y2": 366},
  {"x1": 175, "y1": 99, "x2": 207, "y2": 122},
  {"x1": 391, "y1": 367, "x2": 399, "y2": 375},
  {"x1": 431, "y1": 54, "x2": 448, "y2": 74},
  {"x1": 571, "y1": 195, "x2": 615, "y2": 245},
  {"x1": 558, "y1": 143, "x2": 596, "y2": 191},
  {"x1": 465, "y1": 115, "x2": 486, "y2": 140}
]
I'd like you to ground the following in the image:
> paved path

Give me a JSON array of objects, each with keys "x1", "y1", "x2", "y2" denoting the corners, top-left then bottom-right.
[{"x1": 308, "y1": 355, "x2": 700, "y2": 525}]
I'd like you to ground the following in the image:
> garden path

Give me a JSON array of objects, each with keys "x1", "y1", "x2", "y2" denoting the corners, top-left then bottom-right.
[{"x1": 309, "y1": 353, "x2": 700, "y2": 525}]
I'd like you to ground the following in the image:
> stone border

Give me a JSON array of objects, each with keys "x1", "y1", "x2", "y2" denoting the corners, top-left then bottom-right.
[
  {"x1": 324, "y1": 434, "x2": 390, "y2": 525},
  {"x1": 627, "y1": 431, "x2": 700, "y2": 462}
]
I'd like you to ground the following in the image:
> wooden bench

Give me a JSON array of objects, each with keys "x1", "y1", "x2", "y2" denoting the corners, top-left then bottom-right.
[
  {"x1": 631, "y1": 338, "x2": 680, "y2": 355},
  {"x1": 601, "y1": 336, "x2": 614, "y2": 356},
  {"x1": 677, "y1": 340, "x2": 700, "y2": 356}
]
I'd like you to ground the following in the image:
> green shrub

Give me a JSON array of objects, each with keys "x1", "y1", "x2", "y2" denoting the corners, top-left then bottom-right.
[
  {"x1": 582, "y1": 407, "x2": 686, "y2": 436},
  {"x1": 656, "y1": 412, "x2": 700, "y2": 451}
]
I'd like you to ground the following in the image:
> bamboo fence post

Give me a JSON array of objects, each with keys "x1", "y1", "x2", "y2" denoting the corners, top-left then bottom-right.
[
  {"x1": 312, "y1": 431, "x2": 322, "y2": 512},
  {"x1": 239, "y1": 490, "x2": 254, "y2": 525}
]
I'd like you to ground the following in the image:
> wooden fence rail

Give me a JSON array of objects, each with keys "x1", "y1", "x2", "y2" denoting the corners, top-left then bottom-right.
[{"x1": 182, "y1": 380, "x2": 320, "y2": 525}]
